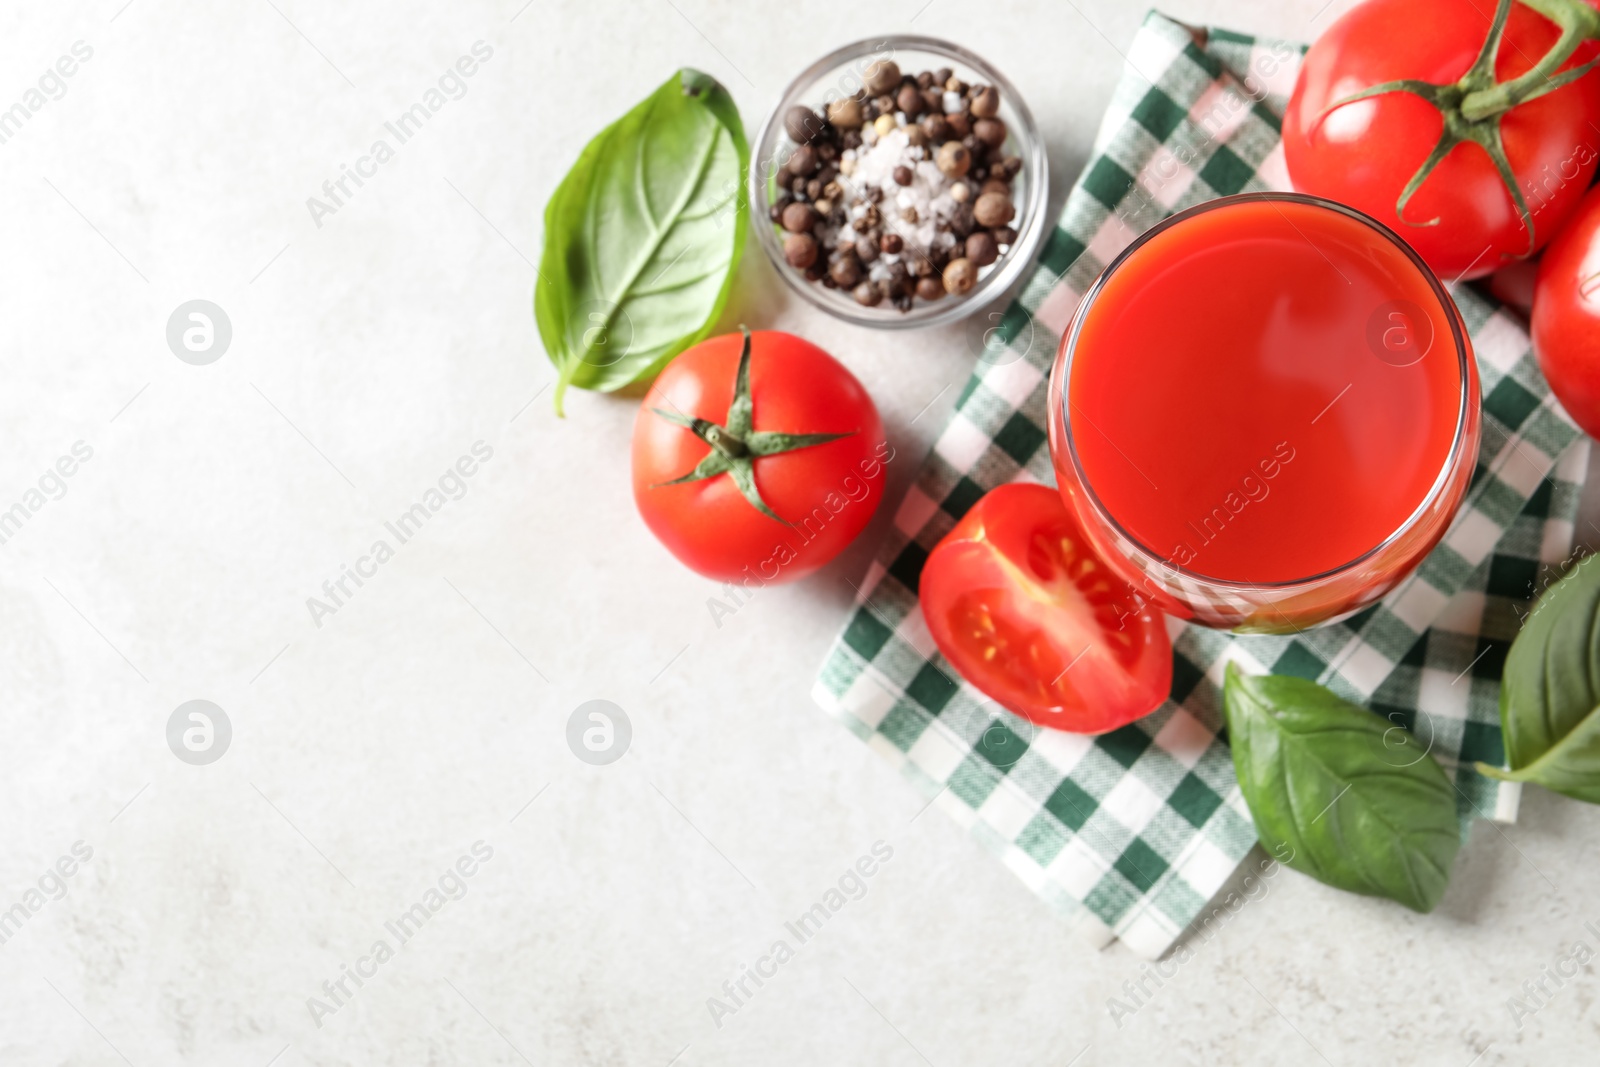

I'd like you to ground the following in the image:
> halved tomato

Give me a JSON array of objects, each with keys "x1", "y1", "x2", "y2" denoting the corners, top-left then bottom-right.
[{"x1": 918, "y1": 483, "x2": 1173, "y2": 733}]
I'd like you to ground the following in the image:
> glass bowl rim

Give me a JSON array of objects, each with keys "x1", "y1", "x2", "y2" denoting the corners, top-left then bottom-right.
[
  {"x1": 1054, "y1": 190, "x2": 1476, "y2": 593},
  {"x1": 748, "y1": 33, "x2": 1050, "y2": 330}
]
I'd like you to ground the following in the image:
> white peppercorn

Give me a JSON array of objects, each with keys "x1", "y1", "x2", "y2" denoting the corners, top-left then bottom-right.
[
  {"x1": 826, "y1": 97, "x2": 863, "y2": 129},
  {"x1": 936, "y1": 141, "x2": 971, "y2": 178},
  {"x1": 943, "y1": 257, "x2": 976, "y2": 294}
]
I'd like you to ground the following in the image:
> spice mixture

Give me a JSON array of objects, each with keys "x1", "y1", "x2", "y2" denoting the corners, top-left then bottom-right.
[{"x1": 769, "y1": 60, "x2": 1023, "y2": 312}]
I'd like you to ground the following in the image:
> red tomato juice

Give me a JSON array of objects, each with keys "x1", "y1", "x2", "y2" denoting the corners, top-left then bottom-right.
[{"x1": 1062, "y1": 197, "x2": 1466, "y2": 586}]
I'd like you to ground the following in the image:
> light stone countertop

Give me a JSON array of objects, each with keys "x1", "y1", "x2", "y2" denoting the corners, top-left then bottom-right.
[{"x1": 1, "y1": 1, "x2": 1598, "y2": 1064}]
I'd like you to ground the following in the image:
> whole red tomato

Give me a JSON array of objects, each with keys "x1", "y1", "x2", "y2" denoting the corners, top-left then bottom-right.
[
  {"x1": 919, "y1": 483, "x2": 1173, "y2": 734},
  {"x1": 1283, "y1": 0, "x2": 1600, "y2": 280},
  {"x1": 1533, "y1": 185, "x2": 1600, "y2": 439},
  {"x1": 632, "y1": 329, "x2": 889, "y2": 583}
]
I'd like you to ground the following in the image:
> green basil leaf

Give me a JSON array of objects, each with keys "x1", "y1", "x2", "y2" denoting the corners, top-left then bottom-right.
[
  {"x1": 1479, "y1": 554, "x2": 1600, "y2": 803},
  {"x1": 1223, "y1": 663, "x2": 1461, "y2": 913},
  {"x1": 536, "y1": 68, "x2": 748, "y2": 415}
]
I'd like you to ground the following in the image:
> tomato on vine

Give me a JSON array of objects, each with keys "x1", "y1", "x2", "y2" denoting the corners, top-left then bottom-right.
[{"x1": 1283, "y1": 0, "x2": 1600, "y2": 280}]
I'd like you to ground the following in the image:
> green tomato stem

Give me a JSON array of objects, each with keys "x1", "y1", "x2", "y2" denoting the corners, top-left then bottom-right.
[
  {"x1": 702, "y1": 423, "x2": 748, "y2": 458},
  {"x1": 1459, "y1": 0, "x2": 1600, "y2": 121},
  {"x1": 645, "y1": 326, "x2": 855, "y2": 525}
]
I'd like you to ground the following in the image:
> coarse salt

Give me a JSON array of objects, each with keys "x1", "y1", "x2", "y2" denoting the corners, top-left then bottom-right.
[{"x1": 826, "y1": 128, "x2": 961, "y2": 266}]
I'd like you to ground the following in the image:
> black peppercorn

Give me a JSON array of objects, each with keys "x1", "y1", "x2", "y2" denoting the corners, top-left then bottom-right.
[
  {"x1": 784, "y1": 105, "x2": 824, "y2": 144},
  {"x1": 974, "y1": 191, "x2": 1015, "y2": 228},
  {"x1": 949, "y1": 203, "x2": 975, "y2": 239},
  {"x1": 784, "y1": 232, "x2": 818, "y2": 269},
  {"x1": 966, "y1": 230, "x2": 998, "y2": 267},
  {"x1": 787, "y1": 145, "x2": 818, "y2": 177},
  {"x1": 885, "y1": 260, "x2": 910, "y2": 292},
  {"x1": 974, "y1": 117, "x2": 1007, "y2": 149},
  {"x1": 829, "y1": 253, "x2": 863, "y2": 289},
  {"x1": 896, "y1": 84, "x2": 925, "y2": 118},
  {"x1": 781, "y1": 202, "x2": 818, "y2": 233},
  {"x1": 864, "y1": 59, "x2": 901, "y2": 96}
]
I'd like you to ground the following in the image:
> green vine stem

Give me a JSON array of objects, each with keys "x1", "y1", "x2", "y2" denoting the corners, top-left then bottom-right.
[{"x1": 1460, "y1": 0, "x2": 1600, "y2": 120}]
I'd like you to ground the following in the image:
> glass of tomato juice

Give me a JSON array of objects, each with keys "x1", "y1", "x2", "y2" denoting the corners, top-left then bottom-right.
[{"x1": 1047, "y1": 193, "x2": 1481, "y2": 633}]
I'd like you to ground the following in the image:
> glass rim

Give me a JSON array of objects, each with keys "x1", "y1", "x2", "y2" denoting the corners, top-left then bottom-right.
[
  {"x1": 1055, "y1": 191, "x2": 1475, "y2": 593},
  {"x1": 748, "y1": 33, "x2": 1050, "y2": 330}
]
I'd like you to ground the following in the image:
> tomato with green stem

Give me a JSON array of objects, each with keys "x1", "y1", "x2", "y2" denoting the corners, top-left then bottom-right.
[
  {"x1": 1283, "y1": 0, "x2": 1600, "y2": 280},
  {"x1": 918, "y1": 484, "x2": 1173, "y2": 734},
  {"x1": 632, "y1": 328, "x2": 889, "y2": 583}
]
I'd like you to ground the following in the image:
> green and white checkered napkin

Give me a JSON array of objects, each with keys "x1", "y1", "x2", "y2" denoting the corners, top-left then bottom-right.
[{"x1": 812, "y1": 10, "x2": 1592, "y2": 958}]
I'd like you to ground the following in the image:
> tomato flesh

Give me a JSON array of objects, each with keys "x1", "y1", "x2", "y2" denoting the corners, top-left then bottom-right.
[{"x1": 919, "y1": 484, "x2": 1173, "y2": 734}]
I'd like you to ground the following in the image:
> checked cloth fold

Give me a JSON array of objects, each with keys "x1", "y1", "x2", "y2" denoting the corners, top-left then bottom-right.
[{"x1": 811, "y1": 10, "x2": 1592, "y2": 958}]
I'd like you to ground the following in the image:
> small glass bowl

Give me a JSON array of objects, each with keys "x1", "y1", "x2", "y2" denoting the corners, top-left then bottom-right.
[{"x1": 750, "y1": 35, "x2": 1049, "y2": 329}]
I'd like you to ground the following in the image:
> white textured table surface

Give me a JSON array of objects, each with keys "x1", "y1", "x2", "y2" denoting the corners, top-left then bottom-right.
[{"x1": 2, "y1": 1, "x2": 1599, "y2": 1064}]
